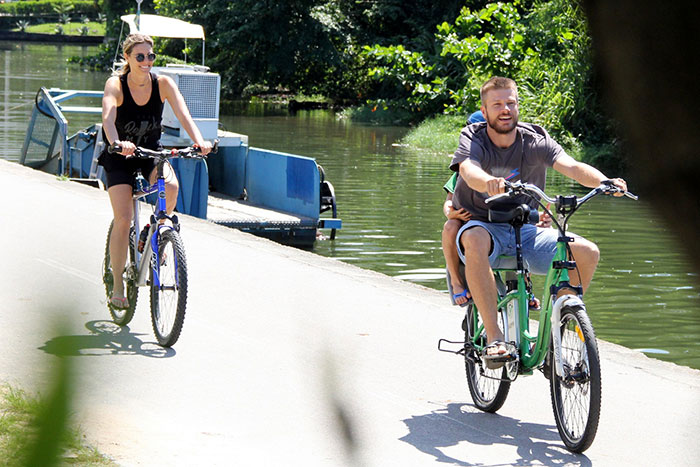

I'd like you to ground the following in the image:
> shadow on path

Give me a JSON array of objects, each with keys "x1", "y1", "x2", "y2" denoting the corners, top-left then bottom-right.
[
  {"x1": 39, "y1": 320, "x2": 175, "y2": 358},
  {"x1": 400, "y1": 402, "x2": 591, "y2": 466}
]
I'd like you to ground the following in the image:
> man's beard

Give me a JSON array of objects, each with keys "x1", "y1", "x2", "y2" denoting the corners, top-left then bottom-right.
[{"x1": 486, "y1": 111, "x2": 518, "y2": 134}]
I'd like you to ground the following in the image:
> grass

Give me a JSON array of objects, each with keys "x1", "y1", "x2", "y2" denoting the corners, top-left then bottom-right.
[
  {"x1": 0, "y1": 384, "x2": 115, "y2": 466},
  {"x1": 399, "y1": 114, "x2": 468, "y2": 155},
  {"x1": 399, "y1": 113, "x2": 624, "y2": 168},
  {"x1": 19, "y1": 22, "x2": 105, "y2": 36}
]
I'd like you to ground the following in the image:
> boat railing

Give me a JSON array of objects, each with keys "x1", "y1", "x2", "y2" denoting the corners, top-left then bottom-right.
[{"x1": 20, "y1": 87, "x2": 103, "y2": 176}]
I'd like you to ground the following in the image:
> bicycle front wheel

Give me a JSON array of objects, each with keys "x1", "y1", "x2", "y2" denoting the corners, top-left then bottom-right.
[
  {"x1": 464, "y1": 304, "x2": 511, "y2": 412},
  {"x1": 549, "y1": 305, "x2": 601, "y2": 453},
  {"x1": 103, "y1": 221, "x2": 138, "y2": 325},
  {"x1": 150, "y1": 228, "x2": 188, "y2": 347}
]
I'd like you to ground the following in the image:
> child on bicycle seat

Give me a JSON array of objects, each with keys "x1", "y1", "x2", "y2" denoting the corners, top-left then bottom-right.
[
  {"x1": 99, "y1": 33, "x2": 212, "y2": 309},
  {"x1": 442, "y1": 113, "x2": 484, "y2": 306}
]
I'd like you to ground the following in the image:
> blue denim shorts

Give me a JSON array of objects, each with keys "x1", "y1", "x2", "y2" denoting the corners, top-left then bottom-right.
[{"x1": 456, "y1": 220, "x2": 562, "y2": 274}]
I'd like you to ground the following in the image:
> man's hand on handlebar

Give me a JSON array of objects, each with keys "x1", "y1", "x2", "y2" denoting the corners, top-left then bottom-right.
[
  {"x1": 603, "y1": 178, "x2": 627, "y2": 197},
  {"x1": 485, "y1": 176, "x2": 507, "y2": 196}
]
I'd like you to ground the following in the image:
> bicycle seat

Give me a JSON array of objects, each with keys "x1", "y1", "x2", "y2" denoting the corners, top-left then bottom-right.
[{"x1": 488, "y1": 203, "x2": 539, "y2": 226}]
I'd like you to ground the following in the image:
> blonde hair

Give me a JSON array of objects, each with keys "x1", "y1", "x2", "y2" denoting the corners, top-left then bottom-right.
[
  {"x1": 480, "y1": 76, "x2": 518, "y2": 104},
  {"x1": 115, "y1": 33, "x2": 154, "y2": 76}
]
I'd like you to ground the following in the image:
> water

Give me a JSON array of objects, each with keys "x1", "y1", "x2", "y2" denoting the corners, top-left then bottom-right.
[{"x1": 3, "y1": 42, "x2": 699, "y2": 369}]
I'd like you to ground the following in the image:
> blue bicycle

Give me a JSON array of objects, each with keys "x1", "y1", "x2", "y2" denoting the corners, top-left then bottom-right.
[{"x1": 102, "y1": 142, "x2": 214, "y2": 346}]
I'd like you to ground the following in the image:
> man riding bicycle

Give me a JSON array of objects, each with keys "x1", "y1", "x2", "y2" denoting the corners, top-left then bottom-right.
[{"x1": 450, "y1": 76, "x2": 627, "y2": 366}]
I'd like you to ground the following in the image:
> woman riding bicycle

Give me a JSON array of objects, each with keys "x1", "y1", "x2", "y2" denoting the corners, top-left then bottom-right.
[{"x1": 99, "y1": 33, "x2": 212, "y2": 309}]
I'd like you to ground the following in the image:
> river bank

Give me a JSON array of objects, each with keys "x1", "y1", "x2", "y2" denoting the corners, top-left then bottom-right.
[
  {"x1": 0, "y1": 30, "x2": 103, "y2": 43},
  {"x1": 3, "y1": 40, "x2": 698, "y2": 370},
  {"x1": 1, "y1": 158, "x2": 699, "y2": 465}
]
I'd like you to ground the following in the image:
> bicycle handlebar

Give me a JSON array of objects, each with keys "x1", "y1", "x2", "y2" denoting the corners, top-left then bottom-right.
[
  {"x1": 485, "y1": 180, "x2": 638, "y2": 206},
  {"x1": 108, "y1": 140, "x2": 219, "y2": 159}
]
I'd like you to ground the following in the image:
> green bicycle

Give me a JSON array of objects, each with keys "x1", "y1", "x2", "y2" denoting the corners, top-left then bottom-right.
[{"x1": 439, "y1": 180, "x2": 637, "y2": 452}]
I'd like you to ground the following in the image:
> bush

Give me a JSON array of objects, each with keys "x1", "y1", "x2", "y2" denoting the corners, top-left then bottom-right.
[
  {"x1": 361, "y1": 0, "x2": 615, "y2": 149},
  {"x1": 0, "y1": 0, "x2": 99, "y2": 17}
]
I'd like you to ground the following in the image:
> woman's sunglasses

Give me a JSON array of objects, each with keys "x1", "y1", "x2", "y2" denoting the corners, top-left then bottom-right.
[{"x1": 134, "y1": 53, "x2": 157, "y2": 62}]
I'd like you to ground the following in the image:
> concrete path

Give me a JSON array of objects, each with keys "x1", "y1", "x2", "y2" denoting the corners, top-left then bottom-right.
[{"x1": 1, "y1": 159, "x2": 699, "y2": 466}]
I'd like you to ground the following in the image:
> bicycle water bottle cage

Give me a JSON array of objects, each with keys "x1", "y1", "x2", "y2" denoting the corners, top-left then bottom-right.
[
  {"x1": 133, "y1": 170, "x2": 149, "y2": 193},
  {"x1": 488, "y1": 203, "x2": 539, "y2": 226}
]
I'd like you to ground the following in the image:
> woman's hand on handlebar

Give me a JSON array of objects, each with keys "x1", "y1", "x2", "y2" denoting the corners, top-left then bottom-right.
[
  {"x1": 193, "y1": 140, "x2": 213, "y2": 156},
  {"x1": 114, "y1": 140, "x2": 136, "y2": 157}
]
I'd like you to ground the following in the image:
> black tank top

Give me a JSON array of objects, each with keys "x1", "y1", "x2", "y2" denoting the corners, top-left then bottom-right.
[{"x1": 108, "y1": 72, "x2": 163, "y2": 149}]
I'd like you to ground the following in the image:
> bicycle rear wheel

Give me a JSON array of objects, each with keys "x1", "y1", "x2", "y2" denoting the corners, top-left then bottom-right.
[
  {"x1": 464, "y1": 304, "x2": 511, "y2": 412},
  {"x1": 103, "y1": 221, "x2": 138, "y2": 325},
  {"x1": 549, "y1": 305, "x2": 601, "y2": 453},
  {"x1": 150, "y1": 228, "x2": 187, "y2": 347}
]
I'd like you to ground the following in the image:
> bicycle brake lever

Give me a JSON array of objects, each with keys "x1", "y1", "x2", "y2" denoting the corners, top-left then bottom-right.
[
  {"x1": 108, "y1": 142, "x2": 122, "y2": 154},
  {"x1": 485, "y1": 192, "x2": 510, "y2": 204}
]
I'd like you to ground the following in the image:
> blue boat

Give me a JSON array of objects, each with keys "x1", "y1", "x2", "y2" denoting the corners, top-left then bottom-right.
[{"x1": 19, "y1": 15, "x2": 340, "y2": 248}]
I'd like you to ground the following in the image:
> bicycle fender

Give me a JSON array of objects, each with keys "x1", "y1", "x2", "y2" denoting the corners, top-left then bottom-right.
[{"x1": 551, "y1": 295, "x2": 586, "y2": 378}]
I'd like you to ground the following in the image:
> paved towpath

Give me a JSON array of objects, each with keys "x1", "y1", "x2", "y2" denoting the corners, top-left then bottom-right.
[{"x1": 1, "y1": 159, "x2": 699, "y2": 466}]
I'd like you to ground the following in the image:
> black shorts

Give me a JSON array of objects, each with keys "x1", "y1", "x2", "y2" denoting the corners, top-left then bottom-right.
[{"x1": 98, "y1": 150, "x2": 157, "y2": 188}]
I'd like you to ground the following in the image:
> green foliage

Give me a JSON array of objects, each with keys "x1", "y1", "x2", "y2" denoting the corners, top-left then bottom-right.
[
  {"x1": 0, "y1": 0, "x2": 99, "y2": 16},
  {"x1": 15, "y1": 20, "x2": 30, "y2": 32},
  {"x1": 53, "y1": 2, "x2": 75, "y2": 15},
  {"x1": 0, "y1": 382, "x2": 113, "y2": 466},
  {"x1": 339, "y1": 102, "x2": 415, "y2": 126},
  {"x1": 361, "y1": 0, "x2": 615, "y2": 155},
  {"x1": 0, "y1": 320, "x2": 114, "y2": 465},
  {"x1": 24, "y1": 21, "x2": 104, "y2": 35},
  {"x1": 149, "y1": 0, "x2": 465, "y2": 99}
]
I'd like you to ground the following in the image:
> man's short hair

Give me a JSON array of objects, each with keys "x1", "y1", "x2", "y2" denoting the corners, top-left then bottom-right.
[{"x1": 480, "y1": 77, "x2": 518, "y2": 104}]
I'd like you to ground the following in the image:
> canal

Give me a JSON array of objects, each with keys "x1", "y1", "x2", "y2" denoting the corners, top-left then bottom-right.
[{"x1": 2, "y1": 41, "x2": 699, "y2": 369}]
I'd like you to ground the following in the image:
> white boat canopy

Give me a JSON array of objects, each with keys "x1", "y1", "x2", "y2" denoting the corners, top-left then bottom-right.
[{"x1": 120, "y1": 14, "x2": 205, "y2": 39}]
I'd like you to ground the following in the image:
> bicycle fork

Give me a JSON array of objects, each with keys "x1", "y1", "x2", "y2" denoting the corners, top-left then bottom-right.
[{"x1": 550, "y1": 294, "x2": 587, "y2": 379}]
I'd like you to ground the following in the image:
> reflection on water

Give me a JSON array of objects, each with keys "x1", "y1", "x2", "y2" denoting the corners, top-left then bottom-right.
[
  {"x1": 2, "y1": 42, "x2": 699, "y2": 369},
  {"x1": 0, "y1": 41, "x2": 109, "y2": 161}
]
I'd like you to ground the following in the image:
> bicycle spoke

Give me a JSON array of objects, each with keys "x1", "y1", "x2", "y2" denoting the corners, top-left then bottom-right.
[
  {"x1": 150, "y1": 229, "x2": 188, "y2": 347},
  {"x1": 550, "y1": 307, "x2": 601, "y2": 452}
]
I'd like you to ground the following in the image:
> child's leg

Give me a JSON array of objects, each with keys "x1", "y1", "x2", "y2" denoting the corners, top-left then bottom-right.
[{"x1": 442, "y1": 218, "x2": 469, "y2": 305}]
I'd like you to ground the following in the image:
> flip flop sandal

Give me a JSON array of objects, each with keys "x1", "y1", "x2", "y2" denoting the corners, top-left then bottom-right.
[
  {"x1": 452, "y1": 288, "x2": 472, "y2": 307},
  {"x1": 484, "y1": 340, "x2": 516, "y2": 369},
  {"x1": 110, "y1": 296, "x2": 129, "y2": 310}
]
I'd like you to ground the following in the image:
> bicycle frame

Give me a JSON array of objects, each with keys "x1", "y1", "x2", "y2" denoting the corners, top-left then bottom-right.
[
  {"x1": 483, "y1": 234, "x2": 571, "y2": 372},
  {"x1": 467, "y1": 181, "x2": 638, "y2": 376},
  {"x1": 132, "y1": 161, "x2": 177, "y2": 288}
]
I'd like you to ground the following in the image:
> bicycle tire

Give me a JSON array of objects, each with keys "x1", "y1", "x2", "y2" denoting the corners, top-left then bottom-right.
[
  {"x1": 103, "y1": 221, "x2": 138, "y2": 325},
  {"x1": 150, "y1": 228, "x2": 187, "y2": 347},
  {"x1": 464, "y1": 304, "x2": 511, "y2": 412},
  {"x1": 549, "y1": 305, "x2": 601, "y2": 453}
]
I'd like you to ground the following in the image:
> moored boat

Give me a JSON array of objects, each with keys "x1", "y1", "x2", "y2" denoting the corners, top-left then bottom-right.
[{"x1": 19, "y1": 13, "x2": 340, "y2": 247}]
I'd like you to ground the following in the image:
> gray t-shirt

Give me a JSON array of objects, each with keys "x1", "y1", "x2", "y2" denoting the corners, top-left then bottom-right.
[{"x1": 449, "y1": 122, "x2": 564, "y2": 221}]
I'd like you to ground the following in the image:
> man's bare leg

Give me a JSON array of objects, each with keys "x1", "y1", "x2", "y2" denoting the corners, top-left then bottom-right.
[{"x1": 461, "y1": 227, "x2": 505, "y2": 349}]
